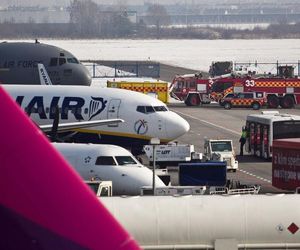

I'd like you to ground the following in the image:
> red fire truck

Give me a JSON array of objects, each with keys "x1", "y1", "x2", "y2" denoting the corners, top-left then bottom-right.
[
  {"x1": 210, "y1": 74, "x2": 300, "y2": 108},
  {"x1": 170, "y1": 73, "x2": 211, "y2": 106},
  {"x1": 170, "y1": 72, "x2": 300, "y2": 108},
  {"x1": 171, "y1": 64, "x2": 300, "y2": 108}
]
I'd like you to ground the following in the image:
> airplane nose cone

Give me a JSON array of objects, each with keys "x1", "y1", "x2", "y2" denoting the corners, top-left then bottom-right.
[
  {"x1": 129, "y1": 167, "x2": 166, "y2": 195},
  {"x1": 73, "y1": 67, "x2": 92, "y2": 86},
  {"x1": 166, "y1": 111, "x2": 190, "y2": 140}
]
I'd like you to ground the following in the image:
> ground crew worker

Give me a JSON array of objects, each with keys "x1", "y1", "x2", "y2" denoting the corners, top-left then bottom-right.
[{"x1": 239, "y1": 126, "x2": 247, "y2": 156}]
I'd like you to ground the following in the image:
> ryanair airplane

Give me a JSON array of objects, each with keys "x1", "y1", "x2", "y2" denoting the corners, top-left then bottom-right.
[{"x1": 4, "y1": 85, "x2": 190, "y2": 152}]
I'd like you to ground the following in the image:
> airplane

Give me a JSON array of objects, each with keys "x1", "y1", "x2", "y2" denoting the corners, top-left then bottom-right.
[
  {"x1": 0, "y1": 41, "x2": 91, "y2": 86},
  {"x1": 4, "y1": 85, "x2": 190, "y2": 152},
  {"x1": 53, "y1": 143, "x2": 166, "y2": 196},
  {"x1": 101, "y1": 195, "x2": 300, "y2": 250},
  {"x1": 0, "y1": 86, "x2": 140, "y2": 250}
]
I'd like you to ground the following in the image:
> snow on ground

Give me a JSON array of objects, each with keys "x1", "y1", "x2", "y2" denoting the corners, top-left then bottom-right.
[{"x1": 8, "y1": 39, "x2": 300, "y2": 72}]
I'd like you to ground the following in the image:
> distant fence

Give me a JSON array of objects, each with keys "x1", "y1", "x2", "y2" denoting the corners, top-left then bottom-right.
[
  {"x1": 82, "y1": 60, "x2": 160, "y2": 78},
  {"x1": 233, "y1": 61, "x2": 300, "y2": 76}
]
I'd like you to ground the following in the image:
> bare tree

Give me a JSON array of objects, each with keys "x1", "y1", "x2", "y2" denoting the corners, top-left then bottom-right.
[
  {"x1": 146, "y1": 4, "x2": 170, "y2": 38},
  {"x1": 69, "y1": 0, "x2": 99, "y2": 37}
]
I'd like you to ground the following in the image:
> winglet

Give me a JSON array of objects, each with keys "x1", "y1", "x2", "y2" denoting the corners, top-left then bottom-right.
[
  {"x1": 0, "y1": 86, "x2": 140, "y2": 249},
  {"x1": 38, "y1": 63, "x2": 53, "y2": 85}
]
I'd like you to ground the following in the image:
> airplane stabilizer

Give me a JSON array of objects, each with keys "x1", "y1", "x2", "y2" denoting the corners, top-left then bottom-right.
[
  {"x1": 38, "y1": 63, "x2": 53, "y2": 85},
  {"x1": 0, "y1": 86, "x2": 140, "y2": 250}
]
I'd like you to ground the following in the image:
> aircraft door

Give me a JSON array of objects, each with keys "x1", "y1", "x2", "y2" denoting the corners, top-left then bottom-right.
[{"x1": 107, "y1": 99, "x2": 121, "y2": 127}]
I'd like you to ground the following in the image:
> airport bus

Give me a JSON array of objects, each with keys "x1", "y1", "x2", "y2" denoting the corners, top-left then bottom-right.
[{"x1": 245, "y1": 111, "x2": 300, "y2": 159}]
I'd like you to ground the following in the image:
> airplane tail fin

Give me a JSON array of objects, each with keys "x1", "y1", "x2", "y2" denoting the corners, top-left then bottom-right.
[
  {"x1": 0, "y1": 86, "x2": 140, "y2": 250},
  {"x1": 38, "y1": 63, "x2": 53, "y2": 85}
]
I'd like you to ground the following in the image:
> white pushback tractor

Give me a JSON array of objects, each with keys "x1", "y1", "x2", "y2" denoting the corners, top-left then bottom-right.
[{"x1": 203, "y1": 139, "x2": 238, "y2": 172}]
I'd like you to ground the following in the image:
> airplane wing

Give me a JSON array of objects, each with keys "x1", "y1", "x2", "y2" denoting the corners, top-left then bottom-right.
[
  {"x1": 0, "y1": 86, "x2": 140, "y2": 250},
  {"x1": 40, "y1": 118, "x2": 124, "y2": 132}
]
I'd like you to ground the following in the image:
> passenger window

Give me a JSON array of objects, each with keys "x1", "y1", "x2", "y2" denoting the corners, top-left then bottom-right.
[
  {"x1": 115, "y1": 156, "x2": 137, "y2": 165},
  {"x1": 146, "y1": 106, "x2": 155, "y2": 113},
  {"x1": 59, "y1": 58, "x2": 66, "y2": 66},
  {"x1": 95, "y1": 156, "x2": 116, "y2": 165},
  {"x1": 137, "y1": 106, "x2": 146, "y2": 113},
  {"x1": 49, "y1": 58, "x2": 58, "y2": 67}
]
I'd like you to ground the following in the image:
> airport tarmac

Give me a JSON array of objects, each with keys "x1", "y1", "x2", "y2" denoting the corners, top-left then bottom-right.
[{"x1": 168, "y1": 102, "x2": 300, "y2": 193}]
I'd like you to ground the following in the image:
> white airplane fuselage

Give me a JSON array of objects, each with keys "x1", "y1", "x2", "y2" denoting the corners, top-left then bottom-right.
[
  {"x1": 53, "y1": 143, "x2": 165, "y2": 195},
  {"x1": 4, "y1": 85, "x2": 190, "y2": 150},
  {"x1": 101, "y1": 195, "x2": 300, "y2": 249}
]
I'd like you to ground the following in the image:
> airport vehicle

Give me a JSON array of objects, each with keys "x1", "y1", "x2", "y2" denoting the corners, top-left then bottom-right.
[
  {"x1": 220, "y1": 91, "x2": 267, "y2": 110},
  {"x1": 245, "y1": 111, "x2": 300, "y2": 159},
  {"x1": 0, "y1": 41, "x2": 91, "y2": 86},
  {"x1": 85, "y1": 180, "x2": 113, "y2": 197},
  {"x1": 209, "y1": 185, "x2": 260, "y2": 195},
  {"x1": 140, "y1": 186, "x2": 206, "y2": 196},
  {"x1": 0, "y1": 86, "x2": 140, "y2": 249},
  {"x1": 272, "y1": 138, "x2": 300, "y2": 191},
  {"x1": 54, "y1": 143, "x2": 165, "y2": 196},
  {"x1": 4, "y1": 85, "x2": 189, "y2": 152},
  {"x1": 179, "y1": 161, "x2": 227, "y2": 186},
  {"x1": 143, "y1": 143, "x2": 202, "y2": 168},
  {"x1": 107, "y1": 80, "x2": 169, "y2": 103},
  {"x1": 209, "y1": 61, "x2": 234, "y2": 77},
  {"x1": 101, "y1": 195, "x2": 300, "y2": 250},
  {"x1": 203, "y1": 139, "x2": 238, "y2": 172},
  {"x1": 171, "y1": 64, "x2": 300, "y2": 107},
  {"x1": 210, "y1": 72, "x2": 300, "y2": 108},
  {"x1": 170, "y1": 73, "x2": 211, "y2": 106}
]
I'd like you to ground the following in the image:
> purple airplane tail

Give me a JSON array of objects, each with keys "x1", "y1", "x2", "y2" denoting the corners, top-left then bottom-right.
[{"x1": 0, "y1": 86, "x2": 140, "y2": 250}]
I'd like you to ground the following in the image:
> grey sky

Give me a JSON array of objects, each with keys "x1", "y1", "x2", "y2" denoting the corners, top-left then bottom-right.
[{"x1": 1, "y1": 0, "x2": 300, "y2": 7}]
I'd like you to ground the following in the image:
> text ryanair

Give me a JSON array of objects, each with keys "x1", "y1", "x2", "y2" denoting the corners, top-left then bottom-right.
[{"x1": 15, "y1": 96, "x2": 107, "y2": 121}]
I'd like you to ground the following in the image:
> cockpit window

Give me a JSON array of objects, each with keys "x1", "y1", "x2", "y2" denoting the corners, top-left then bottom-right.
[
  {"x1": 59, "y1": 58, "x2": 66, "y2": 66},
  {"x1": 49, "y1": 58, "x2": 58, "y2": 67},
  {"x1": 137, "y1": 106, "x2": 146, "y2": 113},
  {"x1": 137, "y1": 105, "x2": 167, "y2": 114},
  {"x1": 115, "y1": 156, "x2": 137, "y2": 165},
  {"x1": 67, "y1": 57, "x2": 79, "y2": 64},
  {"x1": 146, "y1": 106, "x2": 155, "y2": 113},
  {"x1": 154, "y1": 106, "x2": 168, "y2": 112},
  {"x1": 95, "y1": 156, "x2": 116, "y2": 165}
]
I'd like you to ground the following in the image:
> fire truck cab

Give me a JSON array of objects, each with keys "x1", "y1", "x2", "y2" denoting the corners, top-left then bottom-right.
[{"x1": 170, "y1": 73, "x2": 211, "y2": 106}]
